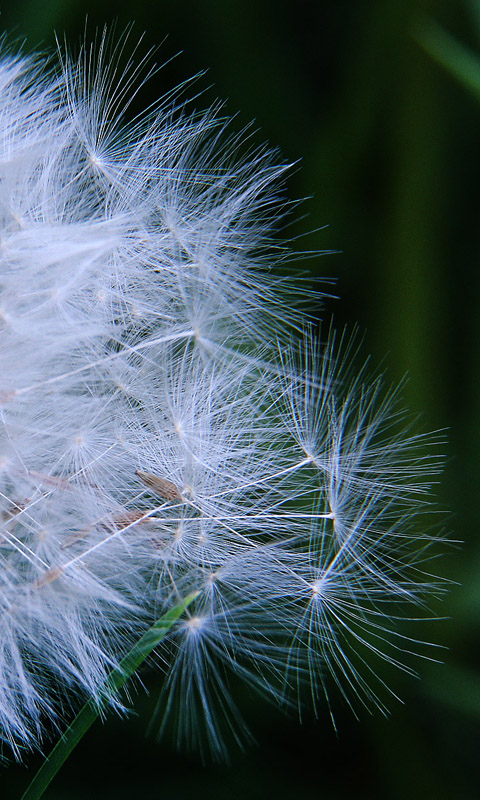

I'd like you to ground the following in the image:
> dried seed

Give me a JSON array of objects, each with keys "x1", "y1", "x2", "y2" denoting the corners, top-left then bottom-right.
[
  {"x1": 2, "y1": 498, "x2": 28, "y2": 521},
  {"x1": 32, "y1": 566, "x2": 64, "y2": 589},
  {"x1": 100, "y1": 509, "x2": 147, "y2": 531},
  {"x1": 135, "y1": 470, "x2": 183, "y2": 502},
  {"x1": 61, "y1": 527, "x2": 93, "y2": 550},
  {"x1": 62, "y1": 510, "x2": 149, "y2": 550},
  {"x1": 29, "y1": 470, "x2": 70, "y2": 488}
]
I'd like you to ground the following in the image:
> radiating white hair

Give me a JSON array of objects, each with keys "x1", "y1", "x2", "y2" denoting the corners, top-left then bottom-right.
[{"x1": 0, "y1": 31, "x2": 445, "y2": 759}]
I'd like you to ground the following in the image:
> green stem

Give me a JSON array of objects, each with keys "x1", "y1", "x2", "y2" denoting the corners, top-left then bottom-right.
[
  {"x1": 21, "y1": 591, "x2": 199, "y2": 800},
  {"x1": 414, "y1": 16, "x2": 480, "y2": 103}
]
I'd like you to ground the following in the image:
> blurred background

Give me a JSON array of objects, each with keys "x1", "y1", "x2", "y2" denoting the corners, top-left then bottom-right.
[{"x1": 1, "y1": 0, "x2": 478, "y2": 797}]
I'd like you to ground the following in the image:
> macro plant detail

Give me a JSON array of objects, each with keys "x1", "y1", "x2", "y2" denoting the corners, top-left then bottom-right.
[{"x1": 0, "y1": 31, "x2": 445, "y2": 766}]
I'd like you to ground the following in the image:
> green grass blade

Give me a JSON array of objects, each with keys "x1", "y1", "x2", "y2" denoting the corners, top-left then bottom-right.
[
  {"x1": 21, "y1": 591, "x2": 199, "y2": 800},
  {"x1": 414, "y1": 16, "x2": 480, "y2": 102},
  {"x1": 466, "y1": 0, "x2": 480, "y2": 41}
]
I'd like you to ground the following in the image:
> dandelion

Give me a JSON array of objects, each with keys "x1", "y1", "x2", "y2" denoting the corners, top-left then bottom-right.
[{"x1": 0, "y1": 30, "x2": 445, "y2": 763}]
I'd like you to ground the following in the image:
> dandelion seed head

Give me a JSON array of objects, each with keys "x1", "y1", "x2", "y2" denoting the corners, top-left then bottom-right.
[{"x1": 0, "y1": 29, "x2": 448, "y2": 761}]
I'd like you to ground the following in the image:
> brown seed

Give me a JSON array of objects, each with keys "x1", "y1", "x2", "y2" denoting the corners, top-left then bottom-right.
[
  {"x1": 135, "y1": 470, "x2": 183, "y2": 502},
  {"x1": 2, "y1": 498, "x2": 28, "y2": 521},
  {"x1": 62, "y1": 510, "x2": 149, "y2": 550},
  {"x1": 100, "y1": 509, "x2": 148, "y2": 531},
  {"x1": 61, "y1": 527, "x2": 93, "y2": 550},
  {"x1": 32, "y1": 565, "x2": 64, "y2": 589},
  {"x1": 29, "y1": 470, "x2": 70, "y2": 489}
]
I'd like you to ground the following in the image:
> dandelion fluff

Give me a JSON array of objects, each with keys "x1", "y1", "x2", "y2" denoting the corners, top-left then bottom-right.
[{"x1": 0, "y1": 31, "x2": 446, "y2": 760}]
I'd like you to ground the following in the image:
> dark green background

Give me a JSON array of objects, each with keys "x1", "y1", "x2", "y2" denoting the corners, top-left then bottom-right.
[{"x1": 1, "y1": 0, "x2": 478, "y2": 797}]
